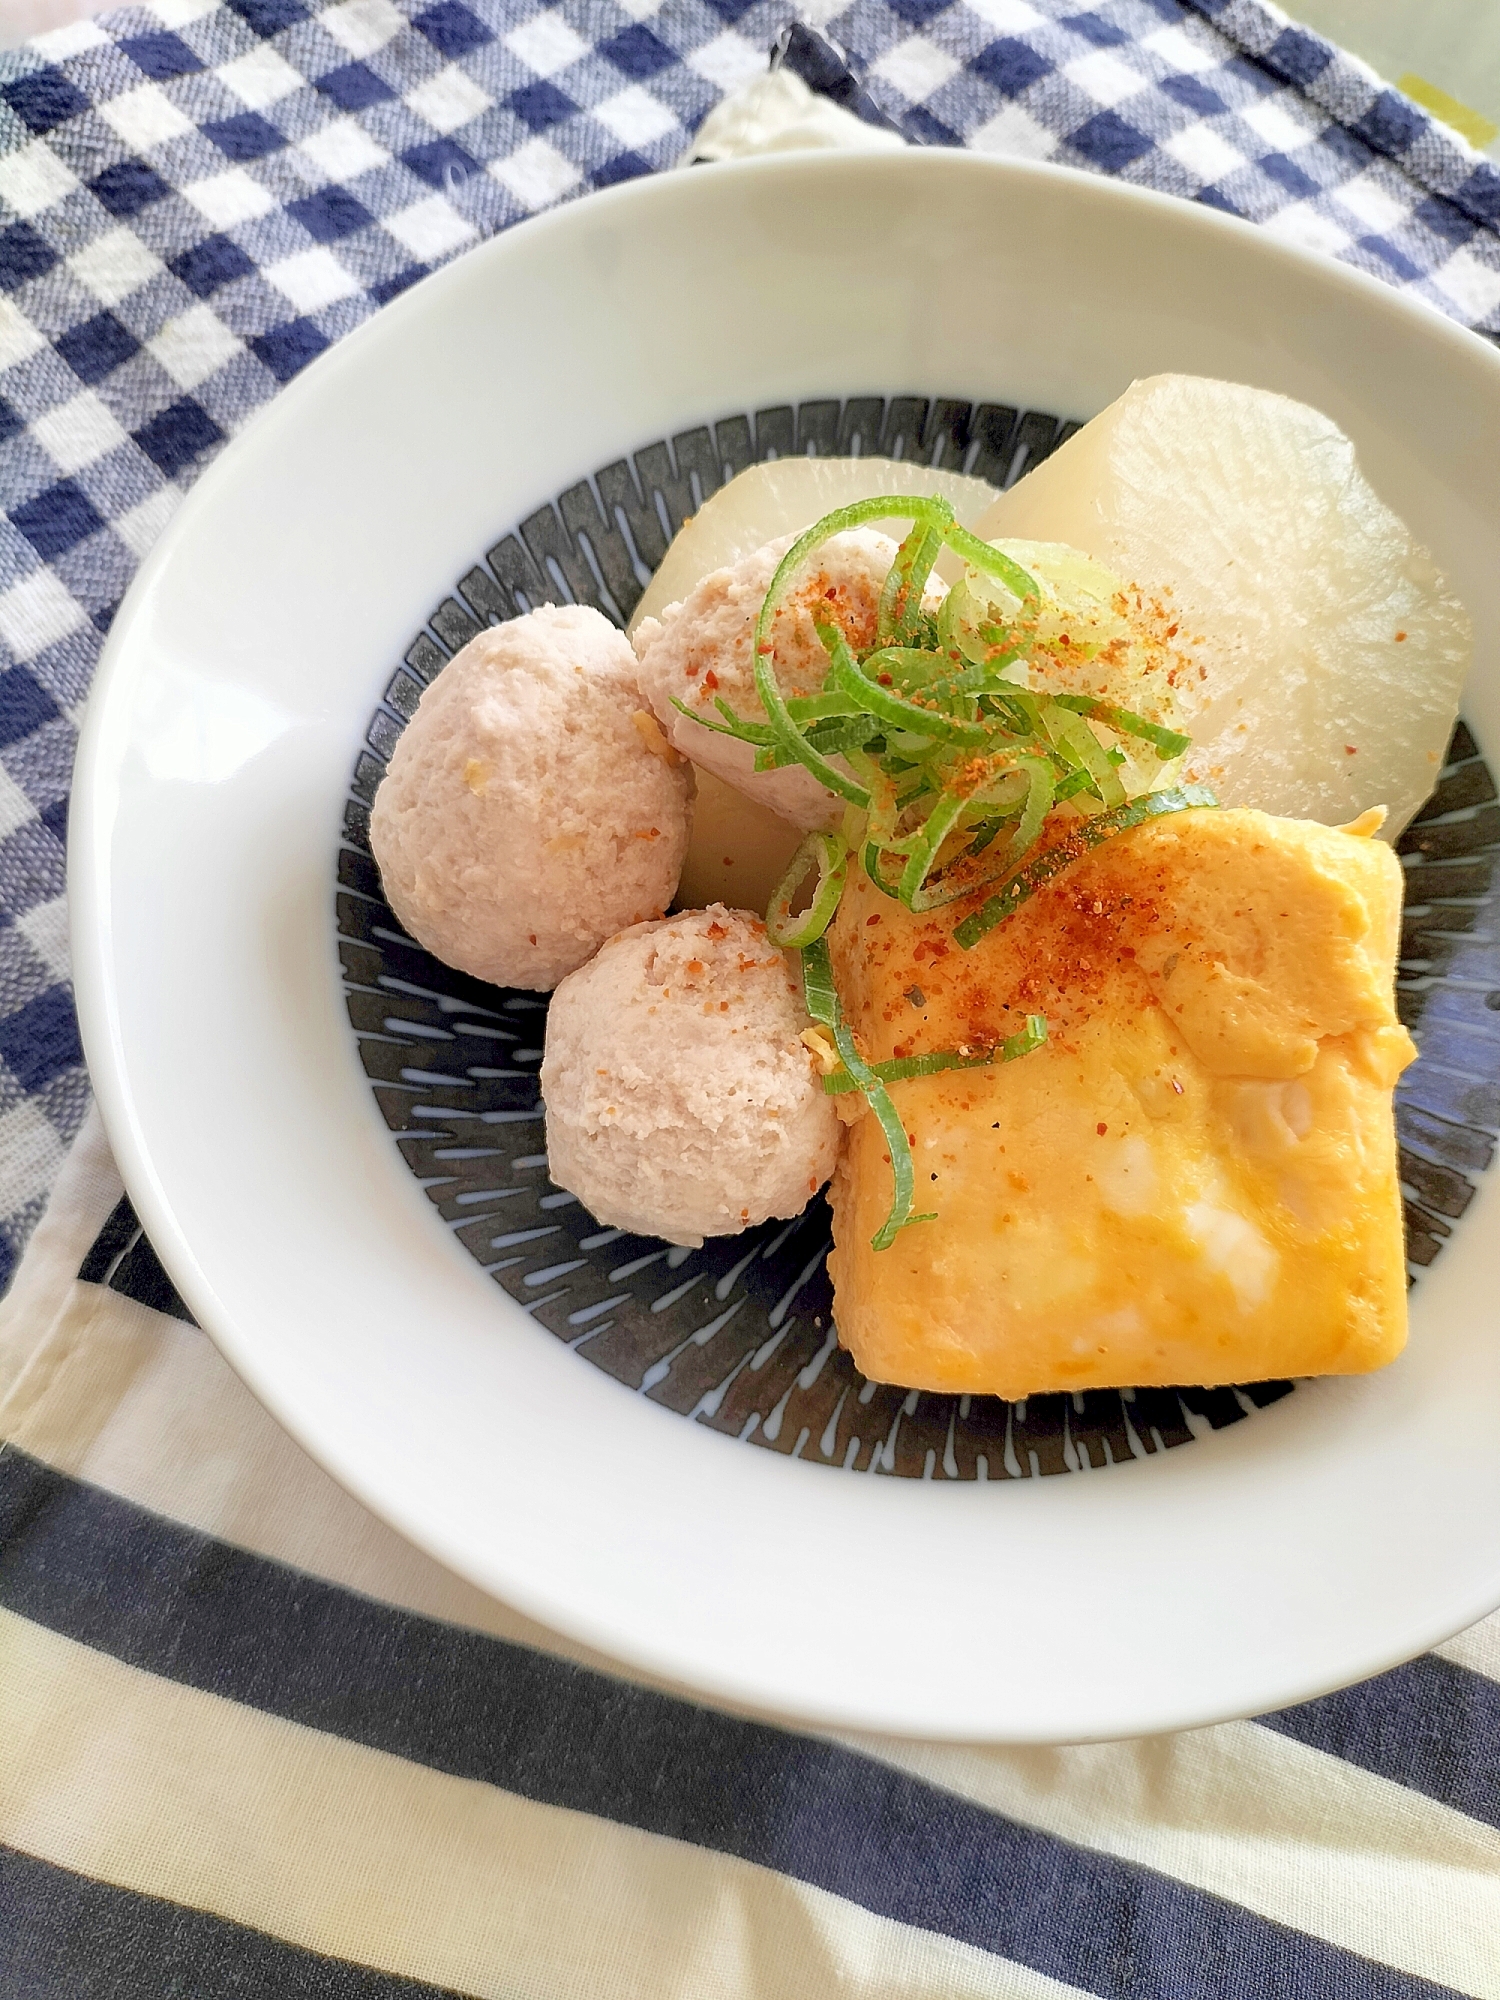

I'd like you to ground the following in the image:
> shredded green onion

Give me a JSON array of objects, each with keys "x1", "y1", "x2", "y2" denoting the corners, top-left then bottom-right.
[
  {"x1": 1050, "y1": 694, "x2": 1191, "y2": 760},
  {"x1": 694, "y1": 496, "x2": 1216, "y2": 1248},
  {"x1": 898, "y1": 789, "x2": 968, "y2": 911},
  {"x1": 801, "y1": 938, "x2": 935, "y2": 1251},
  {"x1": 752, "y1": 495, "x2": 960, "y2": 807},
  {"x1": 876, "y1": 517, "x2": 945, "y2": 647},
  {"x1": 943, "y1": 523, "x2": 1040, "y2": 604},
  {"x1": 953, "y1": 785, "x2": 1219, "y2": 949},
  {"x1": 821, "y1": 620, "x2": 989, "y2": 749},
  {"x1": 668, "y1": 694, "x2": 771, "y2": 745},
  {"x1": 821, "y1": 1014, "x2": 1048, "y2": 1093},
  {"x1": 766, "y1": 831, "x2": 849, "y2": 949}
]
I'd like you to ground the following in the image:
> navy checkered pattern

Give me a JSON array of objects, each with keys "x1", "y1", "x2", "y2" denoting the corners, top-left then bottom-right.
[{"x1": 1, "y1": 0, "x2": 1497, "y2": 1290}]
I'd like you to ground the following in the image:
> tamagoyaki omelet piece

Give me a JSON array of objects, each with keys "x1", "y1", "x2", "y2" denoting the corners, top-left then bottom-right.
[{"x1": 826, "y1": 807, "x2": 1416, "y2": 1399}]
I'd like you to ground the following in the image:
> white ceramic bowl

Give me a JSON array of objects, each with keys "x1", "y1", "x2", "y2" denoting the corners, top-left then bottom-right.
[{"x1": 71, "y1": 151, "x2": 1500, "y2": 1743}]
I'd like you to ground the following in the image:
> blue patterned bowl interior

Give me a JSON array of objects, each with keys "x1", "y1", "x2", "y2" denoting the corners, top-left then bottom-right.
[{"x1": 338, "y1": 397, "x2": 1500, "y2": 1481}]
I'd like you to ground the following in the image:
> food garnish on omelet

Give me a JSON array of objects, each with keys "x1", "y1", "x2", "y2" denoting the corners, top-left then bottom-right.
[
  {"x1": 503, "y1": 377, "x2": 1472, "y2": 1396},
  {"x1": 826, "y1": 805, "x2": 1415, "y2": 1399},
  {"x1": 630, "y1": 378, "x2": 1468, "y2": 1396}
]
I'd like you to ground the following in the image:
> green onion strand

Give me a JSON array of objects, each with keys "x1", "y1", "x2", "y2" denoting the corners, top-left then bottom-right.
[
  {"x1": 953, "y1": 785, "x2": 1219, "y2": 949},
  {"x1": 1045, "y1": 706, "x2": 1127, "y2": 809},
  {"x1": 784, "y1": 690, "x2": 864, "y2": 723},
  {"x1": 667, "y1": 694, "x2": 774, "y2": 745},
  {"x1": 943, "y1": 524, "x2": 1039, "y2": 604},
  {"x1": 877, "y1": 517, "x2": 949, "y2": 647},
  {"x1": 821, "y1": 1014, "x2": 1048, "y2": 1093},
  {"x1": 1051, "y1": 694, "x2": 1191, "y2": 760},
  {"x1": 821, "y1": 621, "x2": 989, "y2": 749},
  {"x1": 899, "y1": 788, "x2": 968, "y2": 912},
  {"x1": 722, "y1": 498, "x2": 1210, "y2": 1248},
  {"x1": 751, "y1": 495, "x2": 958, "y2": 810},
  {"x1": 766, "y1": 831, "x2": 849, "y2": 949},
  {"x1": 801, "y1": 938, "x2": 934, "y2": 1251},
  {"x1": 862, "y1": 841, "x2": 903, "y2": 899}
]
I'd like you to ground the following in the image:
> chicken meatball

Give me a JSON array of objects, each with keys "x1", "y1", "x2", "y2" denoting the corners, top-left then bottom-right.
[
  {"x1": 633, "y1": 527, "x2": 921, "y2": 832},
  {"x1": 540, "y1": 905, "x2": 842, "y2": 1246},
  {"x1": 370, "y1": 604, "x2": 692, "y2": 990}
]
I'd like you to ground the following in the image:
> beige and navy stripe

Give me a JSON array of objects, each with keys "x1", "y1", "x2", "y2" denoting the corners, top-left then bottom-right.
[{"x1": 2, "y1": 1113, "x2": 1498, "y2": 1997}]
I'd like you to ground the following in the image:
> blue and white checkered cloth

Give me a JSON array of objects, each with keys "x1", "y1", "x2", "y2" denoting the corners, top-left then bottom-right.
[
  {"x1": 0, "y1": 0, "x2": 1497, "y2": 1282},
  {"x1": 4, "y1": 5, "x2": 1500, "y2": 1995}
]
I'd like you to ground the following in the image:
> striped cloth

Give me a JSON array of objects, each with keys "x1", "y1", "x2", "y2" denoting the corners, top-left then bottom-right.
[
  {"x1": 4, "y1": 1109, "x2": 1499, "y2": 1996},
  {"x1": 3, "y1": 0, "x2": 1500, "y2": 1993}
]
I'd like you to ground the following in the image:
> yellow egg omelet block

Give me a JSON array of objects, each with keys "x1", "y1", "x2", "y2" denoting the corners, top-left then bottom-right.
[{"x1": 827, "y1": 808, "x2": 1416, "y2": 1398}]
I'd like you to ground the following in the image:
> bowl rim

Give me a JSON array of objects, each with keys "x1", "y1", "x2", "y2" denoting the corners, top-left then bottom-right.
[{"x1": 69, "y1": 146, "x2": 1500, "y2": 1743}]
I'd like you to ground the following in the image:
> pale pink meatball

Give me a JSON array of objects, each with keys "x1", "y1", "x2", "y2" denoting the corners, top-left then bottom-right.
[
  {"x1": 541, "y1": 906, "x2": 842, "y2": 1246},
  {"x1": 371, "y1": 605, "x2": 692, "y2": 990},
  {"x1": 633, "y1": 528, "x2": 914, "y2": 832}
]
